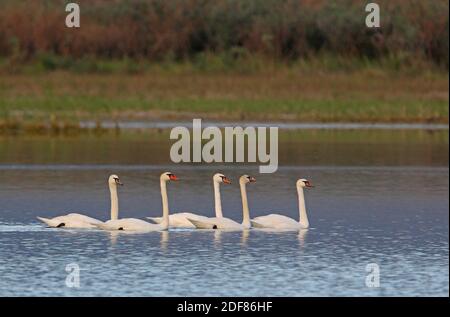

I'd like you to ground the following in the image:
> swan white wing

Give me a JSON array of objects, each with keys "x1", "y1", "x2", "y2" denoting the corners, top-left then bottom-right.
[
  {"x1": 66, "y1": 213, "x2": 103, "y2": 224},
  {"x1": 59, "y1": 218, "x2": 99, "y2": 229},
  {"x1": 37, "y1": 213, "x2": 102, "y2": 229},
  {"x1": 147, "y1": 212, "x2": 209, "y2": 228},
  {"x1": 187, "y1": 217, "x2": 215, "y2": 229},
  {"x1": 188, "y1": 217, "x2": 243, "y2": 230},
  {"x1": 97, "y1": 218, "x2": 162, "y2": 232},
  {"x1": 37, "y1": 216, "x2": 65, "y2": 227},
  {"x1": 251, "y1": 214, "x2": 300, "y2": 230},
  {"x1": 213, "y1": 217, "x2": 243, "y2": 229},
  {"x1": 146, "y1": 216, "x2": 163, "y2": 224}
]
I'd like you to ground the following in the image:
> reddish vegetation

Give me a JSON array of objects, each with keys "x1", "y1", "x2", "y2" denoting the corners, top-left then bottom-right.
[{"x1": 0, "y1": 0, "x2": 448, "y2": 68}]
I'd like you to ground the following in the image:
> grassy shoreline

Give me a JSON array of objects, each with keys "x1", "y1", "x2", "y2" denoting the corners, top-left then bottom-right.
[{"x1": 0, "y1": 66, "x2": 448, "y2": 135}]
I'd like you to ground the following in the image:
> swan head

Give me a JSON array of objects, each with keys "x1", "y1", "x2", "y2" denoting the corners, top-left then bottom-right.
[
  {"x1": 240, "y1": 174, "x2": 256, "y2": 184},
  {"x1": 160, "y1": 172, "x2": 178, "y2": 182},
  {"x1": 297, "y1": 178, "x2": 313, "y2": 188},
  {"x1": 213, "y1": 173, "x2": 231, "y2": 184},
  {"x1": 108, "y1": 174, "x2": 123, "y2": 186}
]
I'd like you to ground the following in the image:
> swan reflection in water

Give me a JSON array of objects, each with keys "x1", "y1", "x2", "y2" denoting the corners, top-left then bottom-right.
[
  {"x1": 212, "y1": 228, "x2": 250, "y2": 248},
  {"x1": 107, "y1": 229, "x2": 171, "y2": 250},
  {"x1": 160, "y1": 230, "x2": 169, "y2": 250},
  {"x1": 241, "y1": 229, "x2": 250, "y2": 247},
  {"x1": 109, "y1": 230, "x2": 119, "y2": 246},
  {"x1": 105, "y1": 226, "x2": 302, "y2": 250},
  {"x1": 298, "y1": 229, "x2": 308, "y2": 248},
  {"x1": 214, "y1": 230, "x2": 222, "y2": 247},
  {"x1": 107, "y1": 229, "x2": 149, "y2": 246}
]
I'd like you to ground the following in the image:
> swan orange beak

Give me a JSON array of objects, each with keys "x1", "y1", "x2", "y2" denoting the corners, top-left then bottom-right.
[
  {"x1": 304, "y1": 180, "x2": 313, "y2": 188},
  {"x1": 169, "y1": 174, "x2": 178, "y2": 181},
  {"x1": 222, "y1": 177, "x2": 231, "y2": 184},
  {"x1": 249, "y1": 176, "x2": 256, "y2": 183}
]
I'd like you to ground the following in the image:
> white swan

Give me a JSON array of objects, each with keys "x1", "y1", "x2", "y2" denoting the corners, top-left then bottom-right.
[
  {"x1": 37, "y1": 174, "x2": 123, "y2": 229},
  {"x1": 95, "y1": 172, "x2": 177, "y2": 232},
  {"x1": 188, "y1": 175, "x2": 256, "y2": 230},
  {"x1": 251, "y1": 178, "x2": 312, "y2": 230},
  {"x1": 146, "y1": 173, "x2": 231, "y2": 228}
]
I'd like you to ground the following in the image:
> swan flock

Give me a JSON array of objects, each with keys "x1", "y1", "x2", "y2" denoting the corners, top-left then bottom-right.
[{"x1": 37, "y1": 172, "x2": 313, "y2": 232}]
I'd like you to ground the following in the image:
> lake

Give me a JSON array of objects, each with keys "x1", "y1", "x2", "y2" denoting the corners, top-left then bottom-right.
[{"x1": 0, "y1": 128, "x2": 448, "y2": 296}]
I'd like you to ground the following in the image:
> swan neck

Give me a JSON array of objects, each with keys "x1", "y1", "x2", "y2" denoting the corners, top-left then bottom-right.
[
  {"x1": 213, "y1": 180, "x2": 223, "y2": 218},
  {"x1": 160, "y1": 179, "x2": 169, "y2": 229},
  {"x1": 297, "y1": 186, "x2": 309, "y2": 228},
  {"x1": 240, "y1": 182, "x2": 251, "y2": 227},
  {"x1": 109, "y1": 183, "x2": 118, "y2": 220}
]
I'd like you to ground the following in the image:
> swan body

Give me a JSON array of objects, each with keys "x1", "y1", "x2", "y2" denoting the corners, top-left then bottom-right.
[
  {"x1": 146, "y1": 173, "x2": 231, "y2": 228},
  {"x1": 37, "y1": 175, "x2": 123, "y2": 229},
  {"x1": 188, "y1": 217, "x2": 245, "y2": 230},
  {"x1": 188, "y1": 175, "x2": 255, "y2": 230},
  {"x1": 251, "y1": 178, "x2": 312, "y2": 230},
  {"x1": 251, "y1": 214, "x2": 301, "y2": 230},
  {"x1": 96, "y1": 218, "x2": 164, "y2": 232},
  {"x1": 37, "y1": 213, "x2": 102, "y2": 228},
  {"x1": 147, "y1": 212, "x2": 210, "y2": 228},
  {"x1": 95, "y1": 172, "x2": 177, "y2": 232}
]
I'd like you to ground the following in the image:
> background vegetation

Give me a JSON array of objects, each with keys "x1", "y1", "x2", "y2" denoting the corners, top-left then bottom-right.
[
  {"x1": 0, "y1": 0, "x2": 448, "y2": 131},
  {"x1": 0, "y1": 0, "x2": 448, "y2": 69}
]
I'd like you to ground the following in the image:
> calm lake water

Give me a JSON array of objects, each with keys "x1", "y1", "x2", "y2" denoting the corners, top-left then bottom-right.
[{"x1": 0, "y1": 129, "x2": 448, "y2": 296}]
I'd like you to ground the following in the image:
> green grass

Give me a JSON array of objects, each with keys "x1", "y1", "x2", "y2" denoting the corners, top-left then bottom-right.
[
  {"x1": 0, "y1": 61, "x2": 448, "y2": 134},
  {"x1": 0, "y1": 95, "x2": 447, "y2": 123}
]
